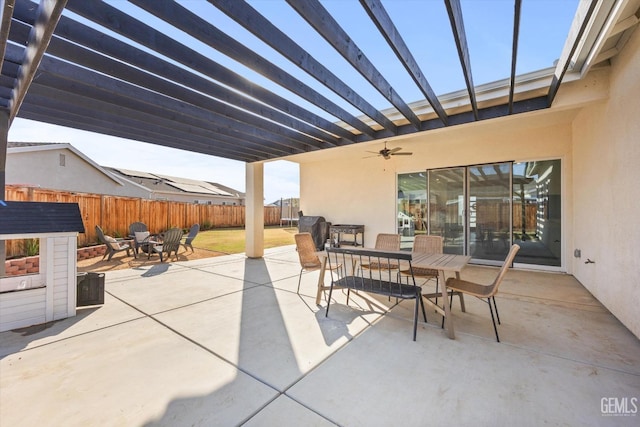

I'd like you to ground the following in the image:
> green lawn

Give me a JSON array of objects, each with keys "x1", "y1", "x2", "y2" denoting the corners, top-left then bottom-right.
[{"x1": 193, "y1": 226, "x2": 298, "y2": 254}]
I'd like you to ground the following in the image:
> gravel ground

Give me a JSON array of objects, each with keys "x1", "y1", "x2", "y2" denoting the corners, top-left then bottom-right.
[{"x1": 77, "y1": 247, "x2": 227, "y2": 273}]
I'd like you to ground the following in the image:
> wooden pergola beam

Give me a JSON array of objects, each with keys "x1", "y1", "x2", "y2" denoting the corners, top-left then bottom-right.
[
  {"x1": 26, "y1": 84, "x2": 290, "y2": 160},
  {"x1": 287, "y1": 0, "x2": 422, "y2": 131},
  {"x1": 130, "y1": 0, "x2": 359, "y2": 142},
  {"x1": 444, "y1": 0, "x2": 478, "y2": 121},
  {"x1": 9, "y1": 0, "x2": 66, "y2": 123},
  {"x1": 508, "y1": 0, "x2": 522, "y2": 114},
  {"x1": 11, "y1": 4, "x2": 339, "y2": 152},
  {"x1": 0, "y1": 0, "x2": 16, "y2": 69},
  {"x1": 360, "y1": 0, "x2": 448, "y2": 126},
  {"x1": 206, "y1": 0, "x2": 393, "y2": 136}
]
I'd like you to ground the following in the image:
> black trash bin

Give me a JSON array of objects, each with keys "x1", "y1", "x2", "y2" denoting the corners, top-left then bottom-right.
[{"x1": 76, "y1": 272, "x2": 105, "y2": 306}]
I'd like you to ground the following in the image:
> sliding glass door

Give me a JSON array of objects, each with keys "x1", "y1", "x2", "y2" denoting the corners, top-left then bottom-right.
[
  {"x1": 399, "y1": 159, "x2": 562, "y2": 268},
  {"x1": 468, "y1": 163, "x2": 512, "y2": 264},
  {"x1": 426, "y1": 162, "x2": 512, "y2": 264},
  {"x1": 512, "y1": 160, "x2": 562, "y2": 267},
  {"x1": 427, "y1": 168, "x2": 465, "y2": 255}
]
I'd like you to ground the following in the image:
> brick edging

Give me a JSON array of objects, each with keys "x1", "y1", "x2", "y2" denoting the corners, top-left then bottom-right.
[{"x1": 3, "y1": 245, "x2": 107, "y2": 276}]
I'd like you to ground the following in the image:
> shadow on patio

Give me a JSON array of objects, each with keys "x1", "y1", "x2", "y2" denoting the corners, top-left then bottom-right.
[{"x1": 1, "y1": 246, "x2": 639, "y2": 426}]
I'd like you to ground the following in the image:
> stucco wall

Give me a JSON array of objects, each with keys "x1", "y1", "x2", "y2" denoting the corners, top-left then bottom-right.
[
  {"x1": 7, "y1": 147, "x2": 148, "y2": 198},
  {"x1": 300, "y1": 113, "x2": 575, "y2": 269},
  {"x1": 571, "y1": 28, "x2": 640, "y2": 338}
]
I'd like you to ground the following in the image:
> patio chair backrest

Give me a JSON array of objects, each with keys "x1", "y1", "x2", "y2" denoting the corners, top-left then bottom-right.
[
  {"x1": 488, "y1": 244, "x2": 521, "y2": 295},
  {"x1": 129, "y1": 222, "x2": 148, "y2": 235},
  {"x1": 412, "y1": 235, "x2": 442, "y2": 255},
  {"x1": 95, "y1": 225, "x2": 131, "y2": 261},
  {"x1": 295, "y1": 232, "x2": 322, "y2": 269},
  {"x1": 95, "y1": 225, "x2": 107, "y2": 243},
  {"x1": 374, "y1": 233, "x2": 401, "y2": 251},
  {"x1": 161, "y1": 227, "x2": 183, "y2": 253},
  {"x1": 184, "y1": 224, "x2": 200, "y2": 245}
]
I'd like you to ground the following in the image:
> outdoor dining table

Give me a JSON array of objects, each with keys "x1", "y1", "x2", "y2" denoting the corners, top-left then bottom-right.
[
  {"x1": 314, "y1": 249, "x2": 471, "y2": 339},
  {"x1": 410, "y1": 252, "x2": 471, "y2": 339}
]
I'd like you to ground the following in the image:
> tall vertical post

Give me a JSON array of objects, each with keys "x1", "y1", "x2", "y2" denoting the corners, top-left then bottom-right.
[
  {"x1": 0, "y1": 108, "x2": 9, "y2": 276},
  {"x1": 245, "y1": 162, "x2": 264, "y2": 258}
]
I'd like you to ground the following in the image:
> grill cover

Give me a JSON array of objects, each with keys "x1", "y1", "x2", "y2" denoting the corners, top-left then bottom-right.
[{"x1": 298, "y1": 216, "x2": 329, "y2": 250}]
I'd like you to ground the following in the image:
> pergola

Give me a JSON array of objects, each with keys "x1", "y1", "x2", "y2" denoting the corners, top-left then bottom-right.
[{"x1": 1, "y1": 0, "x2": 638, "y2": 256}]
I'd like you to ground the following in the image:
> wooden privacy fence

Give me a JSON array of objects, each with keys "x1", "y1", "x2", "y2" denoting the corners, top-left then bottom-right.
[{"x1": 4, "y1": 186, "x2": 282, "y2": 256}]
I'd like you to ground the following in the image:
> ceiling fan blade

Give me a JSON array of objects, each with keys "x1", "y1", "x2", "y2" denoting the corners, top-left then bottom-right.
[
  {"x1": 392, "y1": 152, "x2": 413, "y2": 156},
  {"x1": 388, "y1": 147, "x2": 402, "y2": 154}
]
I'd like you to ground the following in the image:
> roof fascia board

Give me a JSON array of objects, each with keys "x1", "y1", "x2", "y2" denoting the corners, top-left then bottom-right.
[
  {"x1": 579, "y1": 0, "x2": 638, "y2": 77},
  {"x1": 356, "y1": 67, "x2": 567, "y2": 125},
  {"x1": 547, "y1": 0, "x2": 601, "y2": 105}
]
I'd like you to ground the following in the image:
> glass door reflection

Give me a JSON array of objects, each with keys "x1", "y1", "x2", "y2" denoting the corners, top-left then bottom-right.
[
  {"x1": 468, "y1": 163, "x2": 512, "y2": 264},
  {"x1": 428, "y1": 168, "x2": 465, "y2": 255}
]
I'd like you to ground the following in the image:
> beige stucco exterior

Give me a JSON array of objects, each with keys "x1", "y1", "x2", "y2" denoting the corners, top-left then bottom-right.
[
  {"x1": 571, "y1": 24, "x2": 640, "y2": 339},
  {"x1": 283, "y1": 28, "x2": 639, "y2": 338}
]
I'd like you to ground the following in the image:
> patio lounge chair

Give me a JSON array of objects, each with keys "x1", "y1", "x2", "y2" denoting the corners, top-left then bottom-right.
[
  {"x1": 181, "y1": 224, "x2": 200, "y2": 253},
  {"x1": 150, "y1": 227, "x2": 183, "y2": 262},
  {"x1": 294, "y1": 232, "x2": 340, "y2": 294},
  {"x1": 95, "y1": 225, "x2": 132, "y2": 261},
  {"x1": 129, "y1": 222, "x2": 148, "y2": 254},
  {"x1": 445, "y1": 244, "x2": 520, "y2": 342}
]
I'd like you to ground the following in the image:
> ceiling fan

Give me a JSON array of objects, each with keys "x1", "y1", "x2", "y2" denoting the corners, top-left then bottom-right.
[{"x1": 366, "y1": 142, "x2": 413, "y2": 160}]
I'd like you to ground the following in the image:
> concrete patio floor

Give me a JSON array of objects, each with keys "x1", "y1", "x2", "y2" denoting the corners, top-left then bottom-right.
[{"x1": 1, "y1": 245, "x2": 639, "y2": 426}]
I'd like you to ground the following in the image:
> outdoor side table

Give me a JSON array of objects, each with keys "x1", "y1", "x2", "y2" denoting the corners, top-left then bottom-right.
[{"x1": 329, "y1": 224, "x2": 364, "y2": 248}]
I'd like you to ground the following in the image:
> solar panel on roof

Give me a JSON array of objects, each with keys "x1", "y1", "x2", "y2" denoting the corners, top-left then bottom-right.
[
  {"x1": 166, "y1": 182, "x2": 227, "y2": 195},
  {"x1": 112, "y1": 168, "x2": 159, "y2": 180}
]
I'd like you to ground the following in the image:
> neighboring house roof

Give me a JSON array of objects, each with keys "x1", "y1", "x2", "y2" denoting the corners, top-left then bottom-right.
[
  {"x1": 269, "y1": 197, "x2": 300, "y2": 207},
  {"x1": 7, "y1": 142, "x2": 125, "y2": 186},
  {"x1": 106, "y1": 167, "x2": 244, "y2": 200},
  {"x1": 6, "y1": 142, "x2": 243, "y2": 201},
  {"x1": 0, "y1": 201, "x2": 85, "y2": 235}
]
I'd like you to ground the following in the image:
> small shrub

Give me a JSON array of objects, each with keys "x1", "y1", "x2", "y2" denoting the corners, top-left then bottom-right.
[{"x1": 22, "y1": 238, "x2": 40, "y2": 256}]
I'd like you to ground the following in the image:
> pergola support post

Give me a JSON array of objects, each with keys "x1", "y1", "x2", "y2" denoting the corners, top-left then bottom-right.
[
  {"x1": 1, "y1": 108, "x2": 8, "y2": 276},
  {"x1": 245, "y1": 162, "x2": 264, "y2": 258}
]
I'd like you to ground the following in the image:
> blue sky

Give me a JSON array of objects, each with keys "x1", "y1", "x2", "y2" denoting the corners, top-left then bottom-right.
[{"x1": 8, "y1": 0, "x2": 579, "y2": 204}]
